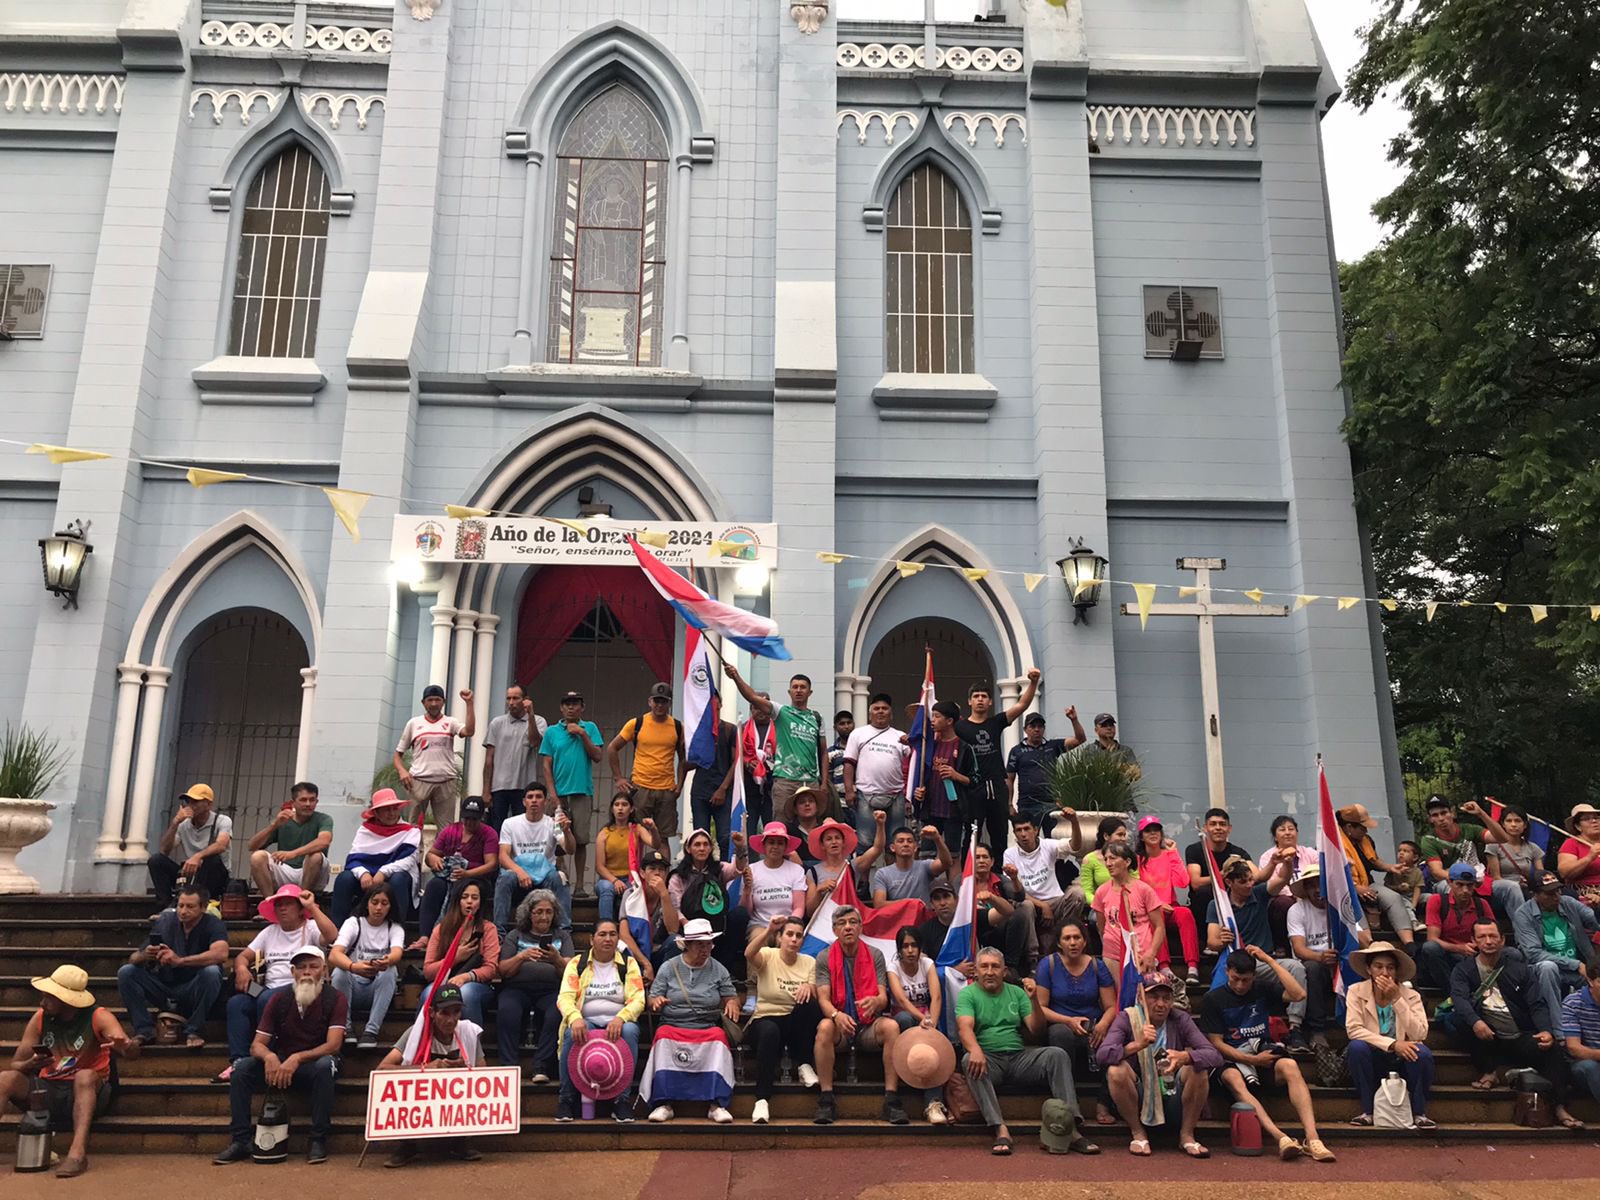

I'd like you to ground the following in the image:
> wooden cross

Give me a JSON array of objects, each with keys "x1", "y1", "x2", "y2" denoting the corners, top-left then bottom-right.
[{"x1": 1119, "y1": 557, "x2": 1288, "y2": 810}]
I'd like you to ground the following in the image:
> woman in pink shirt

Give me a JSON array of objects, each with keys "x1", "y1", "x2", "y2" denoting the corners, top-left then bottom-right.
[
  {"x1": 1091, "y1": 841, "x2": 1167, "y2": 986},
  {"x1": 1134, "y1": 816, "x2": 1200, "y2": 985}
]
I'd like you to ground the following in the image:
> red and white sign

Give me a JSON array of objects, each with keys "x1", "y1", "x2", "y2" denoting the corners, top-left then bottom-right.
[{"x1": 364, "y1": 1066, "x2": 521, "y2": 1141}]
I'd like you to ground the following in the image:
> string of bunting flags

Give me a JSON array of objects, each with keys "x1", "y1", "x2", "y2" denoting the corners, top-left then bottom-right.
[{"x1": 12, "y1": 439, "x2": 1599, "y2": 626}]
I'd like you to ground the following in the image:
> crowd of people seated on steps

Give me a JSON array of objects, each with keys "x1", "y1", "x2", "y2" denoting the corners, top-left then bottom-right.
[{"x1": 14, "y1": 674, "x2": 1600, "y2": 1175}]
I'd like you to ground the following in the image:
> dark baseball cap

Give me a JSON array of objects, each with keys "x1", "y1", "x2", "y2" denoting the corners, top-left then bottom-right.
[
  {"x1": 460, "y1": 796, "x2": 487, "y2": 819},
  {"x1": 1094, "y1": 713, "x2": 1116, "y2": 726},
  {"x1": 930, "y1": 880, "x2": 956, "y2": 896},
  {"x1": 1024, "y1": 713, "x2": 1047, "y2": 728},
  {"x1": 639, "y1": 849, "x2": 668, "y2": 871},
  {"x1": 560, "y1": 691, "x2": 584, "y2": 704},
  {"x1": 649, "y1": 682, "x2": 672, "y2": 700},
  {"x1": 430, "y1": 983, "x2": 464, "y2": 1011},
  {"x1": 422, "y1": 684, "x2": 446, "y2": 701},
  {"x1": 1530, "y1": 869, "x2": 1564, "y2": 893}
]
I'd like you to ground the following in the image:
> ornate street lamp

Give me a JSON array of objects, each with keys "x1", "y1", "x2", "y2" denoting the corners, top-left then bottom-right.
[
  {"x1": 1056, "y1": 538, "x2": 1108, "y2": 625},
  {"x1": 39, "y1": 519, "x2": 92, "y2": 609}
]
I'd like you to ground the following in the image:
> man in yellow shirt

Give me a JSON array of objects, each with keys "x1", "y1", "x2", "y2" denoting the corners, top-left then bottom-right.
[{"x1": 606, "y1": 683, "x2": 687, "y2": 845}]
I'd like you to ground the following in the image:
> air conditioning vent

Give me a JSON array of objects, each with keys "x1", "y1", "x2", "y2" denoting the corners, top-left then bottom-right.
[
  {"x1": 0, "y1": 264, "x2": 51, "y2": 340},
  {"x1": 1143, "y1": 284, "x2": 1223, "y2": 360}
]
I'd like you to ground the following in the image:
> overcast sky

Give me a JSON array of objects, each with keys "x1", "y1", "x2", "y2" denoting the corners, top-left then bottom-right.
[{"x1": 838, "y1": 0, "x2": 1406, "y2": 261}]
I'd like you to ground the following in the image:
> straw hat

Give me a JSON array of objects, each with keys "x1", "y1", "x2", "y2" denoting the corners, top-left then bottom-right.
[
  {"x1": 1289, "y1": 863, "x2": 1323, "y2": 897},
  {"x1": 890, "y1": 1026, "x2": 956, "y2": 1090},
  {"x1": 675, "y1": 917, "x2": 721, "y2": 947},
  {"x1": 32, "y1": 965, "x2": 94, "y2": 1008},
  {"x1": 1566, "y1": 803, "x2": 1600, "y2": 835},
  {"x1": 1347, "y1": 944, "x2": 1416, "y2": 985}
]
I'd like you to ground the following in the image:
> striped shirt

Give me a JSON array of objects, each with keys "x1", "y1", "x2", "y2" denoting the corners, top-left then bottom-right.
[{"x1": 1561, "y1": 987, "x2": 1600, "y2": 1048}]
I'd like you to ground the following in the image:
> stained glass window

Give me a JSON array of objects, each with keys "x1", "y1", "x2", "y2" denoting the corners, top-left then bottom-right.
[
  {"x1": 546, "y1": 85, "x2": 669, "y2": 366},
  {"x1": 884, "y1": 163, "x2": 974, "y2": 374},
  {"x1": 228, "y1": 144, "x2": 331, "y2": 358}
]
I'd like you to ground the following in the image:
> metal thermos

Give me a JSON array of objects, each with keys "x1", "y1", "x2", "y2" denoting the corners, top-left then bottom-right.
[
  {"x1": 14, "y1": 1082, "x2": 52, "y2": 1172},
  {"x1": 252, "y1": 1091, "x2": 290, "y2": 1163}
]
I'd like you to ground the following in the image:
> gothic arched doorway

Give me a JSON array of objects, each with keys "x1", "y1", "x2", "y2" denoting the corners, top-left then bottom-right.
[
  {"x1": 169, "y1": 608, "x2": 308, "y2": 874},
  {"x1": 867, "y1": 617, "x2": 996, "y2": 717}
]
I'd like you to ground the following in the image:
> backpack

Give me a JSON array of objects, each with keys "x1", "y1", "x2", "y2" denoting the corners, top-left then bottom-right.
[
  {"x1": 574, "y1": 946, "x2": 635, "y2": 981},
  {"x1": 628, "y1": 715, "x2": 684, "y2": 750},
  {"x1": 677, "y1": 867, "x2": 728, "y2": 926}
]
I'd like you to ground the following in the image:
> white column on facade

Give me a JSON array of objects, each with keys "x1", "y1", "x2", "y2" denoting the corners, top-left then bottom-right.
[
  {"x1": 467, "y1": 614, "x2": 500, "y2": 788},
  {"x1": 427, "y1": 603, "x2": 457, "y2": 691},
  {"x1": 449, "y1": 610, "x2": 478, "y2": 714},
  {"x1": 96, "y1": 664, "x2": 147, "y2": 859},
  {"x1": 850, "y1": 674, "x2": 872, "y2": 724},
  {"x1": 510, "y1": 157, "x2": 547, "y2": 365},
  {"x1": 667, "y1": 156, "x2": 694, "y2": 370},
  {"x1": 833, "y1": 672, "x2": 854, "y2": 721},
  {"x1": 123, "y1": 666, "x2": 173, "y2": 859},
  {"x1": 997, "y1": 678, "x2": 1023, "y2": 754},
  {"x1": 294, "y1": 667, "x2": 318, "y2": 782}
]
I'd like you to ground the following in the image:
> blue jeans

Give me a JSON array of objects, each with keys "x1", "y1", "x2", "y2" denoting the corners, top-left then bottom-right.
[
  {"x1": 1346, "y1": 1039, "x2": 1434, "y2": 1117},
  {"x1": 330, "y1": 967, "x2": 398, "y2": 1035},
  {"x1": 497, "y1": 985, "x2": 560, "y2": 1069},
  {"x1": 558, "y1": 1019, "x2": 641, "y2": 1106},
  {"x1": 690, "y1": 792, "x2": 728, "y2": 848},
  {"x1": 494, "y1": 870, "x2": 573, "y2": 932},
  {"x1": 596, "y1": 878, "x2": 626, "y2": 923},
  {"x1": 117, "y1": 963, "x2": 223, "y2": 1038},
  {"x1": 331, "y1": 870, "x2": 415, "y2": 926},
  {"x1": 227, "y1": 1053, "x2": 337, "y2": 1141},
  {"x1": 855, "y1": 792, "x2": 908, "y2": 845},
  {"x1": 226, "y1": 985, "x2": 287, "y2": 1060},
  {"x1": 1573, "y1": 1058, "x2": 1600, "y2": 1102}
]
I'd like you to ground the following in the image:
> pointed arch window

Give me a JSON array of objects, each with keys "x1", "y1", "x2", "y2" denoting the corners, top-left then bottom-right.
[
  {"x1": 227, "y1": 143, "x2": 331, "y2": 358},
  {"x1": 885, "y1": 163, "x2": 974, "y2": 374},
  {"x1": 545, "y1": 85, "x2": 669, "y2": 367}
]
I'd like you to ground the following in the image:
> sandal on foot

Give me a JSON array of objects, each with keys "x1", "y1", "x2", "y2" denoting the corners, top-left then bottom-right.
[
  {"x1": 1128, "y1": 1138, "x2": 1152, "y2": 1156},
  {"x1": 1181, "y1": 1140, "x2": 1210, "y2": 1159},
  {"x1": 1348, "y1": 1112, "x2": 1373, "y2": 1127},
  {"x1": 1067, "y1": 1136, "x2": 1101, "y2": 1155},
  {"x1": 1413, "y1": 1115, "x2": 1437, "y2": 1130},
  {"x1": 1470, "y1": 1074, "x2": 1496, "y2": 1091},
  {"x1": 1558, "y1": 1113, "x2": 1586, "y2": 1130},
  {"x1": 55, "y1": 1156, "x2": 88, "y2": 1178},
  {"x1": 1095, "y1": 1109, "x2": 1118, "y2": 1126},
  {"x1": 991, "y1": 1136, "x2": 1013, "y2": 1156}
]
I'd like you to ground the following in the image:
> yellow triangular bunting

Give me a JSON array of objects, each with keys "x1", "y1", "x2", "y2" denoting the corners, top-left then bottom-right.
[
  {"x1": 1178, "y1": 586, "x2": 1200, "y2": 599},
  {"x1": 1529, "y1": 604, "x2": 1548, "y2": 624},
  {"x1": 545, "y1": 517, "x2": 590, "y2": 536},
  {"x1": 185, "y1": 467, "x2": 246, "y2": 488},
  {"x1": 1073, "y1": 578, "x2": 1096, "y2": 601},
  {"x1": 1591, "y1": 606, "x2": 1600, "y2": 622},
  {"x1": 1337, "y1": 597, "x2": 1360, "y2": 611},
  {"x1": 446, "y1": 504, "x2": 492, "y2": 519},
  {"x1": 1023, "y1": 573, "x2": 1045, "y2": 593},
  {"x1": 1425, "y1": 601, "x2": 1439, "y2": 622},
  {"x1": 1132, "y1": 583, "x2": 1156, "y2": 629},
  {"x1": 895, "y1": 561, "x2": 926, "y2": 579},
  {"x1": 711, "y1": 540, "x2": 745, "y2": 558},
  {"x1": 961, "y1": 568, "x2": 990, "y2": 583},
  {"x1": 1495, "y1": 602, "x2": 1508, "y2": 614},
  {"x1": 323, "y1": 488, "x2": 370, "y2": 542},
  {"x1": 1380, "y1": 599, "x2": 1399, "y2": 612},
  {"x1": 816, "y1": 552, "x2": 847, "y2": 565},
  {"x1": 1293, "y1": 595, "x2": 1319, "y2": 611},
  {"x1": 26, "y1": 443, "x2": 111, "y2": 465},
  {"x1": 1244, "y1": 588, "x2": 1266, "y2": 603},
  {"x1": 634, "y1": 530, "x2": 670, "y2": 549}
]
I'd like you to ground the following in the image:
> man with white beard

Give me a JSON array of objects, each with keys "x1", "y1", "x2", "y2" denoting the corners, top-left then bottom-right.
[{"x1": 214, "y1": 946, "x2": 347, "y2": 1166}]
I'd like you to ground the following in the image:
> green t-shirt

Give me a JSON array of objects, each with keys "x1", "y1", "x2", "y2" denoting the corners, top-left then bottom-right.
[
  {"x1": 268, "y1": 812, "x2": 334, "y2": 853},
  {"x1": 1541, "y1": 911, "x2": 1576, "y2": 958},
  {"x1": 1419, "y1": 822, "x2": 1486, "y2": 873},
  {"x1": 773, "y1": 705, "x2": 823, "y2": 782},
  {"x1": 538, "y1": 720, "x2": 602, "y2": 796},
  {"x1": 956, "y1": 981, "x2": 1031, "y2": 1053}
]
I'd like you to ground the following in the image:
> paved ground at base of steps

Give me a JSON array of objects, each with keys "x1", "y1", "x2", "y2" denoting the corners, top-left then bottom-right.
[{"x1": 12, "y1": 1148, "x2": 1600, "y2": 1199}]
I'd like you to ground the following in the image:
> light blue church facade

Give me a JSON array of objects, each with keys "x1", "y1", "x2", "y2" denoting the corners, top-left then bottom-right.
[{"x1": 0, "y1": 0, "x2": 1402, "y2": 891}]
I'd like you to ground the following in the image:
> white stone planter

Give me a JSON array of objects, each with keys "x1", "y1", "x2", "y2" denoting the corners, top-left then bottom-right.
[
  {"x1": 1055, "y1": 808, "x2": 1138, "y2": 846},
  {"x1": 0, "y1": 798, "x2": 55, "y2": 894}
]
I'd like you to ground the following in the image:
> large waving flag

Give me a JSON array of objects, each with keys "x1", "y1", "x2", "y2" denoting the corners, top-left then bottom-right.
[
  {"x1": 1205, "y1": 839, "x2": 1239, "y2": 989},
  {"x1": 683, "y1": 628, "x2": 721, "y2": 769},
  {"x1": 627, "y1": 536, "x2": 790, "y2": 660},
  {"x1": 411, "y1": 919, "x2": 467, "y2": 1065},
  {"x1": 1316, "y1": 760, "x2": 1368, "y2": 996},
  {"x1": 800, "y1": 858, "x2": 926, "y2": 964},
  {"x1": 904, "y1": 649, "x2": 936, "y2": 805},
  {"x1": 934, "y1": 830, "x2": 978, "y2": 1028},
  {"x1": 1486, "y1": 797, "x2": 1551, "y2": 856},
  {"x1": 1116, "y1": 901, "x2": 1142, "y2": 1009}
]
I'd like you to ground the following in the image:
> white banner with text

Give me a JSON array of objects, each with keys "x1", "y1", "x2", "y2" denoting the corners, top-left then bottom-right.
[
  {"x1": 391, "y1": 517, "x2": 778, "y2": 568},
  {"x1": 364, "y1": 1066, "x2": 522, "y2": 1141}
]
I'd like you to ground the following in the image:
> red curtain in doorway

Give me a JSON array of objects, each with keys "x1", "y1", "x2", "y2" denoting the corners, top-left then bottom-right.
[{"x1": 514, "y1": 565, "x2": 675, "y2": 688}]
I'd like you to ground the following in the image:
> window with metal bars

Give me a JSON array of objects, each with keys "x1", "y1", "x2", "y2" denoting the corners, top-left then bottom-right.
[
  {"x1": 227, "y1": 143, "x2": 331, "y2": 358},
  {"x1": 884, "y1": 163, "x2": 975, "y2": 375},
  {"x1": 545, "y1": 85, "x2": 669, "y2": 367}
]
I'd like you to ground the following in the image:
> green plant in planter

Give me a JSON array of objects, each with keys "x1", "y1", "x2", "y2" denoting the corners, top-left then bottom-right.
[
  {"x1": 0, "y1": 726, "x2": 69, "y2": 798},
  {"x1": 1046, "y1": 750, "x2": 1146, "y2": 815}
]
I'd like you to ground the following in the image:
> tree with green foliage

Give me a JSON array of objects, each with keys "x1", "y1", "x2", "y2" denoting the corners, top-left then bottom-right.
[{"x1": 1339, "y1": 0, "x2": 1600, "y2": 820}]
